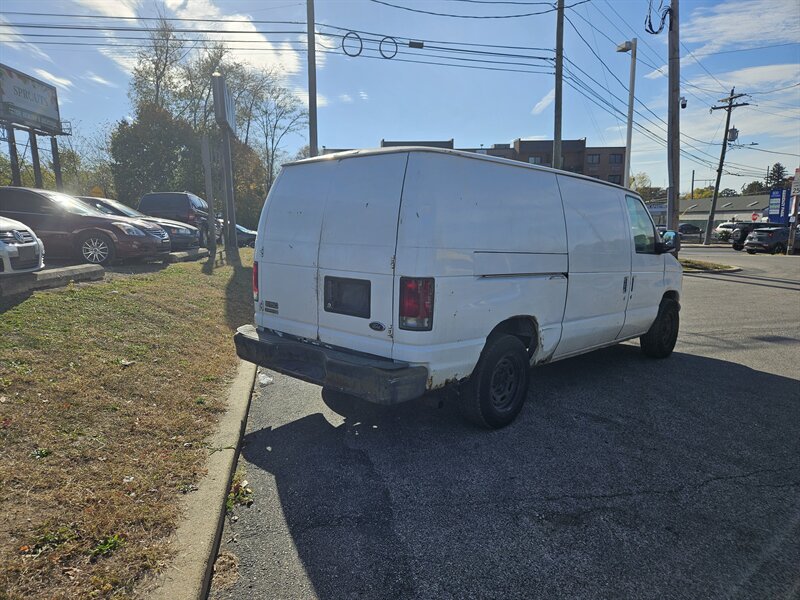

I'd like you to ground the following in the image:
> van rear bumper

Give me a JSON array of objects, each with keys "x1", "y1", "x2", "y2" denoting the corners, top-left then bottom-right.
[{"x1": 234, "y1": 325, "x2": 428, "y2": 405}]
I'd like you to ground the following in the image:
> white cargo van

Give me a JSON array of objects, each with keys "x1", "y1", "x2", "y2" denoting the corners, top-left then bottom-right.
[{"x1": 235, "y1": 148, "x2": 682, "y2": 428}]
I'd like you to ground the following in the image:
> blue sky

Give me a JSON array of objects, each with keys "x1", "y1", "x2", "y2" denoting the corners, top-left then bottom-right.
[{"x1": 1, "y1": 0, "x2": 798, "y2": 192}]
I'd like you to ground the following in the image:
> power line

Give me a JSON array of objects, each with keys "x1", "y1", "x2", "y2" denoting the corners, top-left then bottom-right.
[
  {"x1": 679, "y1": 41, "x2": 727, "y2": 92},
  {"x1": 687, "y1": 42, "x2": 800, "y2": 58},
  {"x1": 750, "y1": 83, "x2": 800, "y2": 95},
  {"x1": 366, "y1": 0, "x2": 591, "y2": 19},
  {"x1": 730, "y1": 145, "x2": 800, "y2": 158},
  {"x1": 0, "y1": 11, "x2": 305, "y2": 25}
]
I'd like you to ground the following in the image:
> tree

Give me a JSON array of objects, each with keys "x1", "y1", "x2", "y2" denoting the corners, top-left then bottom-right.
[
  {"x1": 294, "y1": 145, "x2": 311, "y2": 160},
  {"x1": 629, "y1": 172, "x2": 651, "y2": 190},
  {"x1": 741, "y1": 180, "x2": 766, "y2": 195},
  {"x1": 256, "y1": 80, "x2": 308, "y2": 188},
  {"x1": 720, "y1": 188, "x2": 738, "y2": 197},
  {"x1": 110, "y1": 104, "x2": 202, "y2": 206},
  {"x1": 766, "y1": 162, "x2": 787, "y2": 189},
  {"x1": 130, "y1": 17, "x2": 185, "y2": 110}
]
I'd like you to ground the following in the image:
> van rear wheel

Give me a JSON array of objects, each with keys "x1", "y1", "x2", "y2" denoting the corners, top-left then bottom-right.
[
  {"x1": 461, "y1": 335, "x2": 529, "y2": 429},
  {"x1": 640, "y1": 298, "x2": 679, "y2": 359}
]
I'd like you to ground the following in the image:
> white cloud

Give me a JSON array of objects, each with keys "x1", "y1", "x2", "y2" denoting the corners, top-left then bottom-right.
[
  {"x1": 339, "y1": 94, "x2": 353, "y2": 103},
  {"x1": 163, "y1": 0, "x2": 302, "y2": 75},
  {"x1": 73, "y1": 0, "x2": 140, "y2": 18},
  {"x1": 294, "y1": 90, "x2": 329, "y2": 108},
  {"x1": 531, "y1": 88, "x2": 555, "y2": 115},
  {"x1": 33, "y1": 69, "x2": 73, "y2": 88},
  {"x1": 85, "y1": 72, "x2": 117, "y2": 87},
  {"x1": 0, "y1": 15, "x2": 52, "y2": 62},
  {"x1": 359, "y1": 90, "x2": 369, "y2": 101},
  {"x1": 683, "y1": 0, "x2": 800, "y2": 55}
]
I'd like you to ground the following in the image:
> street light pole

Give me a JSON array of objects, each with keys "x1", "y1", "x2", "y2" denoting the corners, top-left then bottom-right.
[
  {"x1": 306, "y1": 0, "x2": 318, "y2": 157},
  {"x1": 617, "y1": 38, "x2": 637, "y2": 188}
]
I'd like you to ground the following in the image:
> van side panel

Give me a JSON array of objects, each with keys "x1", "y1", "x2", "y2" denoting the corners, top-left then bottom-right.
[
  {"x1": 316, "y1": 153, "x2": 408, "y2": 358},
  {"x1": 554, "y1": 174, "x2": 631, "y2": 358},
  {"x1": 394, "y1": 152, "x2": 568, "y2": 387},
  {"x1": 255, "y1": 162, "x2": 335, "y2": 340}
]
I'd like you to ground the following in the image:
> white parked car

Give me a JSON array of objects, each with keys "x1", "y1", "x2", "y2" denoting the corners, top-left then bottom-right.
[
  {"x1": 713, "y1": 222, "x2": 737, "y2": 238},
  {"x1": 235, "y1": 148, "x2": 682, "y2": 428},
  {"x1": 0, "y1": 216, "x2": 44, "y2": 275}
]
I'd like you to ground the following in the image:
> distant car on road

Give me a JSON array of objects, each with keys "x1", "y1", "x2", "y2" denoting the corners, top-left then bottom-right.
[
  {"x1": 678, "y1": 223, "x2": 702, "y2": 236},
  {"x1": 730, "y1": 222, "x2": 775, "y2": 250},
  {"x1": 235, "y1": 224, "x2": 257, "y2": 247},
  {"x1": 0, "y1": 187, "x2": 170, "y2": 265},
  {"x1": 138, "y1": 192, "x2": 220, "y2": 248},
  {"x1": 712, "y1": 222, "x2": 736, "y2": 239},
  {"x1": 80, "y1": 196, "x2": 200, "y2": 250},
  {"x1": 744, "y1": 227, "x2": 799, "y2": 254},
  {"x1": 0, "y1": 215, "x2": 44, "y2": 275}
]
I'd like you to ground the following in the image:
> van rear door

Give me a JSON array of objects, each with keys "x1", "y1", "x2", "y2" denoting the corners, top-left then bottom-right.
[
  {"x1": 255, "y1": 160, "x2": 337, "y2": 340},
  {"x1": 316, "y1": 153, "x2": 408, "y2": 358}
]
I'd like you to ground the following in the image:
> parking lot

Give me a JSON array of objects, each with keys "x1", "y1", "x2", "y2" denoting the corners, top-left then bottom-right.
[{"x1": 211, "y1": 248, "x2": 800, "y2": 599}]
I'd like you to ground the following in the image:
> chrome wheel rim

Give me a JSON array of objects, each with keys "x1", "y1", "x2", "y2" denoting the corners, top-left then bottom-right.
[{"x1": 82, "y1": 238, "x2": 109, "y2": 263}]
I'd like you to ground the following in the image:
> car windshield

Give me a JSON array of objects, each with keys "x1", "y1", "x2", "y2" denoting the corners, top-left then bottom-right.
[
  {"x1": 39, "y1": 191, "x2": 105, "y2": 216},
  {"x1": 101, "y1": 198, "x2": 144, "y2": 219}
]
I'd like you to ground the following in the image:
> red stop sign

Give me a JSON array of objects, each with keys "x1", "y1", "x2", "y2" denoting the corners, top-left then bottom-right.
[{"x1": 751, "y1": 212, "x2": 759, "y2": 222}]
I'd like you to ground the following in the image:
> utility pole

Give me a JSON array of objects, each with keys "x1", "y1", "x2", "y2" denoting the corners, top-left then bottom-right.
[
  {"x1": 552, "y1": 0, "x2": 564, "y2": 170},
  {"x1": 666, "y1": 0, "x2": 680, "y2": 238},
  {"x1": 703, "y1": 88, "x2": 749, "y2": 245},
  {"x1": 690, "y1": 169, "x2": 695, "y2": 199},
  {"x1": 306, "y1": 0, "x2": 318, "y2": 157}
]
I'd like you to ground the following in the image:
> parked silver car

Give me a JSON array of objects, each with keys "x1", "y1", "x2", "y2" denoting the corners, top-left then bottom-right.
[{"x1": 0, "y1": 216, "x2": 45, "y2": 275}]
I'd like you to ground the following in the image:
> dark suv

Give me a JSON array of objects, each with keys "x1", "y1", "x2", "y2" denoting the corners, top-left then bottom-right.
[
  {"x1": 0, "y1": 187, "x2": 170, "y2": 265},
  {"x1": 730, "y1": 222, "x2": 775, "y2": 250},
  {"x1": 744, "y1": 227, "x2": 800, "y2": 254},
  {"x1": 138, "y1": 192, "x2": 219, "y2": 248}
]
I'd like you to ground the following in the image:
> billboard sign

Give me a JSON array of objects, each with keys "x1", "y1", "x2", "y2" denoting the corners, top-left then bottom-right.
[
  {"x1": 768, "y1": 189, "x2": 782, "y2": 215},
  {"x1": 0, "y1": 64, "x2": 62, "y2": 134}
]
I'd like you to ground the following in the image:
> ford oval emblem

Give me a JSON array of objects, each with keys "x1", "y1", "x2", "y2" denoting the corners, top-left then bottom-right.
[{"x1": 369, "y1": 321, "x2": 386, "y2": 332}]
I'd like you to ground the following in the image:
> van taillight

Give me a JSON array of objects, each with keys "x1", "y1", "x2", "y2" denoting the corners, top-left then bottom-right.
[
  {"x1": 252, "y1": 261, "x2": 259, "y2": 302},
  {"x1": 399, "y1": 277, "x2": 434, "y2": 331},
  {"x1": 187, "y1": 213, "x2": 196, "y2": 223}
]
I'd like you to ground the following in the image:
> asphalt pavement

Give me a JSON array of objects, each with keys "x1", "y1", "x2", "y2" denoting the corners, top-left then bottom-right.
[{"x1": 211, "y1": 248, "x2": 800, "y2": 600}]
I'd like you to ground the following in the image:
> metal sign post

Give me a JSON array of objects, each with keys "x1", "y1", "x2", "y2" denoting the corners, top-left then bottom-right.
[{"x1": 212, "y1": 72, "x2": 238, "y2": 249}]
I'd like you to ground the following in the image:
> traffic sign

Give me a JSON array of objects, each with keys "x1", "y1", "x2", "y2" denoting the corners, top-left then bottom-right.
[
  {"x1": 792, "y1": 168, "x2": 800, "y2": 197},
  {"x1": 751, "y1": 212, "x2": 759, "y2": 222}
]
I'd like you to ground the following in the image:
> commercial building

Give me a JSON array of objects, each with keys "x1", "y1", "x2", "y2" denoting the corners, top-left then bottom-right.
[{"x1": 322, "y1": 138, "x2": 627, "y2": 185}]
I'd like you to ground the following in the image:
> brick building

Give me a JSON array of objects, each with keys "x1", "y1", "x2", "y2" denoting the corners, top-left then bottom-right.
[{"x1": 323, "y1": 138, "x2": 627, "y2": 185}]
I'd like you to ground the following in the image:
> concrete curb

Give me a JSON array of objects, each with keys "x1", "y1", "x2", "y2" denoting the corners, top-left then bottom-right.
[
  {"x1": 167, "y1": 248, "x2": 211, "y2": 263},
  {"x1": 0, "y1": 264, "x2": 104, "y2": 297},
  {"x1": 683, "y1": 267, "x2": 742, "y2": 274},
  {"x1": 140, "y1": 360, "x2": 257, "y2": 600}
]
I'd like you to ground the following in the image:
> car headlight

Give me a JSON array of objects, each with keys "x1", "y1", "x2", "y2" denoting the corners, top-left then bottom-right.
[{"x1": 113, "y1": 222, "x2": 145, "y2": 236}]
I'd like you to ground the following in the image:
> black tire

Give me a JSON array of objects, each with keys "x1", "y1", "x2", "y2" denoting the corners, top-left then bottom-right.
[
  {"x1": 78, "y1": 231, "x2": 115, "y2": 265},
  {"x1": 732, "y1": 244, "x2": 743, "y2": 251},
  {"x1": 461, "y1": 335, "x2": 529, "y2": 429},
  {"x1": 773, "y1": 243, "x2": 785, "y2": 255},
  {"x1": 640, "y1": 298, "x2": 680, "y2": 359}
]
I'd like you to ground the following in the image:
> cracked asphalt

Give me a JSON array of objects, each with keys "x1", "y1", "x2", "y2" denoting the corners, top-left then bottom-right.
[{"x1": 211, "y1": 247, "x2": 800, "y2": 600}]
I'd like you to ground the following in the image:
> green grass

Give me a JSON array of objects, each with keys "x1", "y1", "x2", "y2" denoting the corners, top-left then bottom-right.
[
  {"x1": 0, "y1": 250, "x2": 253, "y2": 599},
  {"x1": 680, "y1": 258, "x2": 734, "y2": 271}
]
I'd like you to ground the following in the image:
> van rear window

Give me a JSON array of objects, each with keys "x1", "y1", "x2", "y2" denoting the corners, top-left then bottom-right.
[{"x1": 324, "y1": 277, "x2": 371, "y2": 319}]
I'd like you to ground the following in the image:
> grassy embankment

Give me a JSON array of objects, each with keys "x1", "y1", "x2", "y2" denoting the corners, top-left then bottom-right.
[{"x1": 0, "y1": 250, "x2": 253, "y2": 599}]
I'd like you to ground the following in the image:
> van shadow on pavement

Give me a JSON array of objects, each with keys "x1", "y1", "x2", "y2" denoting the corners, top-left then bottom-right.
[{"x1": 240, "y1": 345, "x2": 800, "y2": 600}]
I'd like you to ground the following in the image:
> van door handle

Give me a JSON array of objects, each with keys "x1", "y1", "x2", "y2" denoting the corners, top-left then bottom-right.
[
  {"x1": 623, "y1": 276, "x2": 628, "y2": 294},
  {"x1": 630, "y1": 276, "x2": 635, "y2": 294}
]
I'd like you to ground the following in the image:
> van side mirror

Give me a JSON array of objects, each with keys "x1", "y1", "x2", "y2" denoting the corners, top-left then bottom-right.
[{"x1": 657, "y1": 230, "x2": 680, "y2": 254}]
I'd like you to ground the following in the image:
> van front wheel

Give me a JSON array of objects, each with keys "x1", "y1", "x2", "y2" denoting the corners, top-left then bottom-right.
[
  {"x1": 461, "y1": 335, "x2": 529, "y2": 429},
  {"x1": 640, "y1": 298, "x2": 679, "y2": 359}
]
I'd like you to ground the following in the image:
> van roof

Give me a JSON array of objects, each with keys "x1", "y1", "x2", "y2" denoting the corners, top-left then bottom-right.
[{"x1": 284, "y1": 146, "x2": 637, "y2": 195}]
